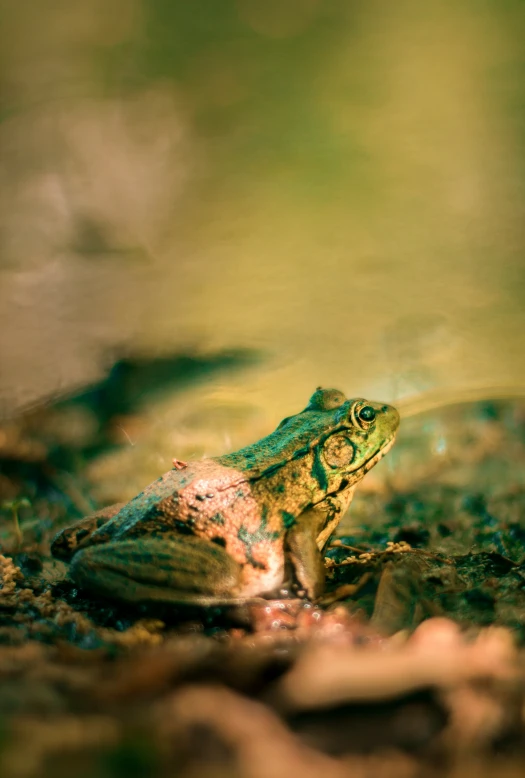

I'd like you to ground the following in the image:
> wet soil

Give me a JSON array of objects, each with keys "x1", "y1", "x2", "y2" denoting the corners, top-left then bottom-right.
[{"x1": 1, "y1": 394, "x2": 525, "y2": 778}]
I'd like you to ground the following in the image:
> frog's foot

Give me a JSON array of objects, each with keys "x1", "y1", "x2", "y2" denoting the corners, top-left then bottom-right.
[
  {"x1": 69, "y1": 534, "x2": 244, "y2": 606},
  {"x1": 51, "y1": 503, "x2": 127, "y2": 561}
]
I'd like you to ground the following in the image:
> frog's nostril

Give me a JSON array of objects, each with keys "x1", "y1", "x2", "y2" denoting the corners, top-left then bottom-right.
[{"x1": 381, "y1": 406, "x2": 389, "y2": 412}]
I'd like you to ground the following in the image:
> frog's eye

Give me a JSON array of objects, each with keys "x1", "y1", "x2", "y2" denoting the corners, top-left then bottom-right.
[
  {"x1": 359, "y1": 406, "x2": 376, "y2": 423},
  {"x1": 350, "y1": 401, "x2": 376, "y2": 430}
]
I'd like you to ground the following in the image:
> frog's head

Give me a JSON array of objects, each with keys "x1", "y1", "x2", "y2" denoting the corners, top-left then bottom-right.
[
  {"x1": 218, "y1": 387, "x2": 399, "y2": 493},
  {"x1": 303, "y1": 388, "x2": 400, "y2": 489}
]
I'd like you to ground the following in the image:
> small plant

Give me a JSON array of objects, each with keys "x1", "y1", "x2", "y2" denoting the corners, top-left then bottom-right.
[{"x1": 2, "y1": 497, "x2": 31, "y2": 548}]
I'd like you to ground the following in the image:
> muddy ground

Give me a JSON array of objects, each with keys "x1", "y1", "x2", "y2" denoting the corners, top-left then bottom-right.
[{"x1": 2, "y1": 388, "x2": 525, "y2": 778}]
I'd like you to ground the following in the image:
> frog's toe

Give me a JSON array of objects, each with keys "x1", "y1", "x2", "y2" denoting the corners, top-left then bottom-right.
[{"x1": 69, "y1": 535, "x2": 243, "y2": 605}]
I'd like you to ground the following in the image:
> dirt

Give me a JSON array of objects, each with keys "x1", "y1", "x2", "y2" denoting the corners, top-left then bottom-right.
[{"x1": 2, "y1": 394, "x2": 525, "y2": 778}]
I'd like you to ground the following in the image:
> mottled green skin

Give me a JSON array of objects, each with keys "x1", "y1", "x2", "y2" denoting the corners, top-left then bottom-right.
[{"x1": 51, "y1": 389, "x2": 399, "y2": 606}]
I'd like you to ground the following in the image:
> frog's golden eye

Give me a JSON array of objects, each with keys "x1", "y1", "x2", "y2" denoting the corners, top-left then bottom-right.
[{"x1": 350, "y1": 401, "x2": 376, "y2": 430}]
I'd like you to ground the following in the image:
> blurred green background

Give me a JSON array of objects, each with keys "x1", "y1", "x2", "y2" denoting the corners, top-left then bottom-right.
[{"x1": 1, "y1": 0, "x2": 525, "y2": 479}]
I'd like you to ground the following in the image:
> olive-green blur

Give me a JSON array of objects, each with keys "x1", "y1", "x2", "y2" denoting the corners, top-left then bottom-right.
[{"x1": 1, "y1": 0, "x2": 525, "y2": 457}]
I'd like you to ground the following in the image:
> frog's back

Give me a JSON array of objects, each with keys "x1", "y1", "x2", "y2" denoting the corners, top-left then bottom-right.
[
  {"x1": 215, "y1": 402, "x2": 347, "y2": 477},
  {"x1": 88, "y1": 459, "x2": 248, "y2": 544},
  {"x1": 87, "y1": 393, "x2": 352, "y2": 544}
]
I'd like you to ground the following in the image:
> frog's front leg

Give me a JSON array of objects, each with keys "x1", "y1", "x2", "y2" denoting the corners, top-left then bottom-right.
[
  {"x1": 69, "y1": 533, "x2": 244, "y2": 606},
  {"x1": 286, "y1": 508, "x2": 327, "y2": 600},
  {"x1": 51, "y1": 503, "x2": 127, "y2": 561},
  {"x1": 286, "y1": 516, "x2": 325, "y2": 600},
  {"x1": 286, "y1": 489, "x2": 356, "y2": 600}
]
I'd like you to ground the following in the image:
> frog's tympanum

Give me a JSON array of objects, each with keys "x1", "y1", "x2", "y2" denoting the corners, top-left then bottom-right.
[{"x1": 52, "y1": 389, "x2": 399, "y2": 606}]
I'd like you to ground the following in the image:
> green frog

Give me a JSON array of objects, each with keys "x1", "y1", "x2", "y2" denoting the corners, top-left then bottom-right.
[{"x1": 51, "y1": 389, "x2": 399, "y2": 606}]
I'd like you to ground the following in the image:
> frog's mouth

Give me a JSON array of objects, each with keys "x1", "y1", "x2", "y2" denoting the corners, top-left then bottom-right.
[{"x1": 361, "y1": 434, "x2": 397, "y2": 474}]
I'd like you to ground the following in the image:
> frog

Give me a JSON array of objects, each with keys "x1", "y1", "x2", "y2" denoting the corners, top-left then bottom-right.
[{"x1": 51, "y1": 388, "x2": 399, "y2": 606}]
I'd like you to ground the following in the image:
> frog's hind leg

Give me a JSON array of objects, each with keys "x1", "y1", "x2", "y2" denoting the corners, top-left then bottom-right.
[
  {"x1": 69, "y1": 533, "x2": 244, "y2": 606},
  {"x1": 51, "y1": 503, "x2": 126, "y2": 561}
]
